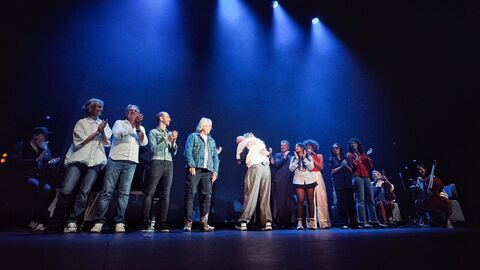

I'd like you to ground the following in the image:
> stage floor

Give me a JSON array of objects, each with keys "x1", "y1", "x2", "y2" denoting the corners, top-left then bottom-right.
[{"x1": 0, "y1": 228, "x2": 477, "y2": 270}]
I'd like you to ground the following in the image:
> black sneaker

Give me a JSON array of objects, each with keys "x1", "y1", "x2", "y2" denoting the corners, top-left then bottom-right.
[
  {"x1": 372, "y1": 222, "x2": 387, "y2": 228},
  {"x1": 141, "y1": 220, "x2": 154, "y2": 232},
  {"x1": 351, "y1": 224, "x2": 363, "y2": 229},
  {"x1": 156, "y1": 222, "x2": 170, "y2": 233},
  {"x1": 362, "y1": 223, "x2": 373, "y2": 229}
]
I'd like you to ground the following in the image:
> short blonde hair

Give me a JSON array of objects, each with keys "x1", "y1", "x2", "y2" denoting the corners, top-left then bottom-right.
[
  {"x1": 196, "y1": 117, "x2": 212, "y2": 132},
  {"x1": 82, "y1": 98, "x2": 104, "y2": 115}
]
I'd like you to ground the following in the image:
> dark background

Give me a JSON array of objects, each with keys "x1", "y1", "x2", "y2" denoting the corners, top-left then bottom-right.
[{"x1": 0, "y1": 0, "x2": 477, "y2": 226}]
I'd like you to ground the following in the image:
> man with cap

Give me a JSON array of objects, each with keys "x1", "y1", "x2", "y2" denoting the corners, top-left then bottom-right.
[{"x1": 9, "y1": 126, "x2": 60, "y2": 231}]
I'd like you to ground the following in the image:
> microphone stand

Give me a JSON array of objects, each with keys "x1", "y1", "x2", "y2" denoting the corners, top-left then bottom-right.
[{"x1": 391, "y1": 142, "x2": 416, "y2": 226}]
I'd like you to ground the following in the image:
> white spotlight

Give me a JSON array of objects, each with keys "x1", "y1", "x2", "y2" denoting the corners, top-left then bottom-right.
[
  {"x1": 272, "y1": 1, "x2": 279, "y2": 9},
  {"x1": 312, "y1": 17, "x2": 319, "y2": 24}
]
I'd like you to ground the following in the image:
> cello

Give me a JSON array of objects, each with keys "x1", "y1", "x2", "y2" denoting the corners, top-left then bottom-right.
[{"x1": 424, "y1": 161, "x2": 450, "y2": 224}]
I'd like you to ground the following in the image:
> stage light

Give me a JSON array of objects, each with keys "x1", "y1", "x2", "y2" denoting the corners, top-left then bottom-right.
[
  {"x1": 272, "y1": 1, "x2": 279, "y2": 9},
  {"x1": 312, "y1": 17, "x2": 319, "y2": 24},
  {"x1": 1, "y1": 153, "x2": 7, "y2": 158},
  {"x1": 0, "y1": 159, "x2": 5, "y2": 164}
]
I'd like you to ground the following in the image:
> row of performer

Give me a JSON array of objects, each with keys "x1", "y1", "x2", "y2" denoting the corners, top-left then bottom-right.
[{"x1": 8, "y1": 98, "x2": 452, "y2": 232}]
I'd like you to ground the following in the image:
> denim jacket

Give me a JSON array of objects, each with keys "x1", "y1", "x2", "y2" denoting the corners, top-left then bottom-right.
[
  {"x1": 184, "y1": 132, "x2": 219, "y2": 175},
  {"x1": 149, "y1": 127, "x2": 177, "y2": 161}
]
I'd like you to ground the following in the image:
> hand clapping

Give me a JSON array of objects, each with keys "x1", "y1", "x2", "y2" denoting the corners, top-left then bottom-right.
[
  {"x1": 133, "y1": 114, "x2": 144, "y2": 128},
  {"x1": 97, "y1": 119, "x2": 108, "y2": 133}
]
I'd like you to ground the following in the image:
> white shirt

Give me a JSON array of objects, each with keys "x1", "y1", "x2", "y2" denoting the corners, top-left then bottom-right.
[
  {"x1": 200, "y1": 134, "x2": 208, "y2": 168},
  {"x1": 289, "y1": 156, "x2": 317, "y2": 185},
  {"x1": 64, "y1": 117, "x2": 112, "y2": 168},
  {"x1": 109, "y1": 120, "x2": 148, "y2": 163},
  {"x1": 236, "y1": 137, "x2": 269, "y2": 168}
]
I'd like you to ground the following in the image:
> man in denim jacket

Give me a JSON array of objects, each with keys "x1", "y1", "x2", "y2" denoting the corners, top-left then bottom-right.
[
  {"x1": 183, "y1": 117, "x2": 219, "y2": 232},
  {"x1": 141, "y1": 111, "x2": 178, "y2": 232}
]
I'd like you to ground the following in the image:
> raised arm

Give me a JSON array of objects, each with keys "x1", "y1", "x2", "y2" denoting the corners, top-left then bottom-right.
[{"x1": 289, "y1": 156, "x2": 298, "y2": 172}]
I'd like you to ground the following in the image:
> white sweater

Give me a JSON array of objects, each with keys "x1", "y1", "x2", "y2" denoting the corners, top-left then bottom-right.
[{"x1": 289, "y1": 155, "x2": 317, "y2": 185}]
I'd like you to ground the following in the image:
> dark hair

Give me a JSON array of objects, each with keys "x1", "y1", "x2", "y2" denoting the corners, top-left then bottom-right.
[
  {"x1": 294, "y1": 142, "x2": 310, "y2": 171},
  {"x1": 303, "y1": 139, "x2": 319, "y2": 153},
  {"x1": 295, "y1": 142, "x2": 306, "y2": 151},
  {"x1": 31, "y1": 126, "x2": 51, "y2": 137},
  {"x1": 416, "y1": 164, "x2": 426, "y2": 170},
  {"x1": 347, "y1": 138, "x2": 364, "y2": 154},
  {"x1": 330, "y1": 142, "x2": 344, "y2": 159}
]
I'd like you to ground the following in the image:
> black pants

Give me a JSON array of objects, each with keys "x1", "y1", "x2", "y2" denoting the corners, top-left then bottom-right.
[
  {"x1": 26, "y1": 180, "x2": 55, "y2": 224},
  {"x1": 184, "y1": 169, "x2": 212, "y2": 222},
  {"x1": 208, "y1": 181, "x2": 217, "y2": 220},
  {"x1": 336, "y1": 188, "x2": 358, "y2": 226},
  {"x1": 272, "y1": 176, "x2": 294, "y2": 227},
  {"x1": 142, "y1": 160, "x2": 173, "y2": 223}
]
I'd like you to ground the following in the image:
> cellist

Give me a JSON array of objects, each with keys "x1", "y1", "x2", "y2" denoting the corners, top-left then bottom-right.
[{"x1": 415, "y1": 163, "x2": 452, "y2": 228}]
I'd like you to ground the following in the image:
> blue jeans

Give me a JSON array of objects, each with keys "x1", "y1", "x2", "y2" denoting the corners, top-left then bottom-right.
[
  {"x1": 353, "y1": 176, "x2": 378, "y2": 224},
  {"x1": 94, "y1": 159, "x2": 137, "y2": 224},
  {"x1": 142, "y1": 160, "x2": 173, "y2": 223},
  {"x1": 184, "y1": 168, "x2": 212, "y2": 222},
  {"x1": 52, "y1": 163, "x2": 101, "y2": 223}
]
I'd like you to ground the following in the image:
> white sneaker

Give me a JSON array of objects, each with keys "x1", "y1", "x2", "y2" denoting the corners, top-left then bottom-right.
[
  {"x1": 28, "y1": 221, "x2": 45, "y2": 231},
  {"x1": 90, "y1": 223, "x2": 103, "y2": 233},
  {"x1": 201, "y1": 223, "x2": 215, "y2": 232},
  {"x1": 183, "y1": 221, "x2": 192, "y2": 232},
  {"x1": 64, "y1": 223, "x2": 77, "y2": 233},
  {"x1": 236, "y1": 222, "x2": 247, "y2": 231},
  {"x1": 296, "y1": 219, "x2": 304, "y2": 230},
  {"x1": 447, "y1": 220, "x2": 454, "y2": 229},
  {"x1": 262, "y1": 222, "x2": 272, "y2": 231},
  {"x1": 115, "y1": 223, "x2": 126, "y2": 233},
  {"x1": 309, "y1": 219, "x2": 317, "y2": 230}
]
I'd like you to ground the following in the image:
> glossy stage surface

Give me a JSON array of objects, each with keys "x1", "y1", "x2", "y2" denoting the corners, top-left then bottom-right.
[{"x1": 0, "y1": 227, "x2": 477, "y2": 270}]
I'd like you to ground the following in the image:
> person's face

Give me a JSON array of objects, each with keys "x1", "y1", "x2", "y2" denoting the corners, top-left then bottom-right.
[
  {"x1": 417, "y1": 167, "x2": 426, "y2": 177},
  {"x1": 32, "y1": 134, "x2": 48, "y2": 149},
  {"x1": 332, "y1": 144, "x2": 340, "y2": 154},
  {"x1": 90, "y1": 104, "x2": 103, "y2": 118},
  {"x1": 372, "y1": 171, "x2": 382, "y2": 180},
  {"x1": 126, "y1": 108, "x2": 139, "y2": 122},
  {"x1": 160, "y1": 113, "x2": 171, "y2": 126},
  {"x1": 307, "y1": 145, "x2": 314, "y2": 153},
  {"x1": 351, "y1": 141, "x2": 358, "y2": 150},
  {"x1": 295, "y1": 145, "x2": 303, "y2": 153},
  {"x1": 202, "y1": 123, "x2": 212, "y2": 134},
  {"x1": 280, "y1": 142, "x2": 289, "y2": 152}
]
